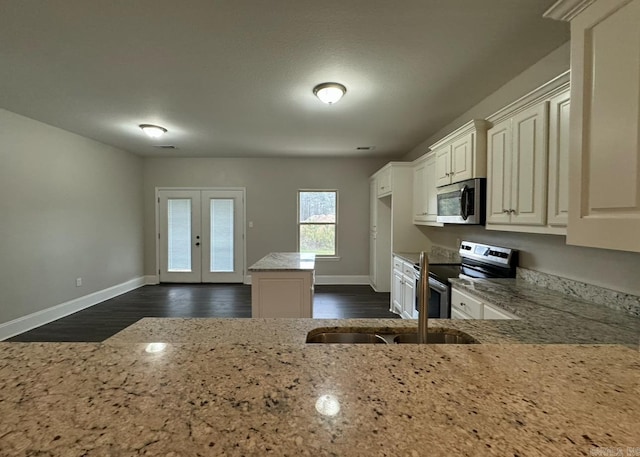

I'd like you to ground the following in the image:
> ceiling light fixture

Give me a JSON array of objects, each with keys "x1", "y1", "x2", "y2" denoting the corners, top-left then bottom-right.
[
  {"x1": 139, "y1": 124, "x2": 167, "y2": 138},
  {"x1": 313, "y1": 82, "x2": 347, "y2": 104}
]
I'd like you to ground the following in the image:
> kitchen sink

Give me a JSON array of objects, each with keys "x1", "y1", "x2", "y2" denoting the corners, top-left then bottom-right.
[
  {"x1": 392, "y1": 330, "x2": 477, "y2": 344},
  {"x1": 306, "y1": 328, "x2": 477, "y2": 344},
  {"x1": 306, "y1": 332, "x2": 388, "y2": 344}
]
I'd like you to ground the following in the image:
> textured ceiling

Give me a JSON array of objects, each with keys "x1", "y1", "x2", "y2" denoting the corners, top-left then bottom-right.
[{"x1": 0, "y1": 0, "x2": 568, "y2": 158}]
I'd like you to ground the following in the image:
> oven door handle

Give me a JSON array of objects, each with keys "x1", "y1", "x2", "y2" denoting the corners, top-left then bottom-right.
[
  {"x1": 460, "y1": 185, "x2": 469, "y2": 220},
  {"x1": 428, "y1": 277, "x2": 448, "y2": 293}
]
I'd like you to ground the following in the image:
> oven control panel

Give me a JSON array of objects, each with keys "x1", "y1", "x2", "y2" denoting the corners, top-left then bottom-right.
[{"x1": 459, "y1": 241, "x2": 516, "y2": 267}]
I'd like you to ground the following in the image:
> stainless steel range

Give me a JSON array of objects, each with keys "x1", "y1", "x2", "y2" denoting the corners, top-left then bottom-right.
[{"x1": 412, "y1": 241, "x2": 518, "y2": 319}]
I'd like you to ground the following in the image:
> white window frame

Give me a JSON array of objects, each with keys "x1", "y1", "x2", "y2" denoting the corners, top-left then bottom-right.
[{"x1": 297, "y1": 190, "x2": 338, "y2": 258}]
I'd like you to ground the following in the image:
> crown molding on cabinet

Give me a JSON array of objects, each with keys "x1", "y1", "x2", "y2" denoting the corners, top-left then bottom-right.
[
  {"x1": 486, "y1": 70, "x2": 570, "y2": 125},
  {"x1": 543, "y1": 0, "x2": 597, "y2": 21},
  {"x1": 428, "y1": 119, "x2": 490, "y2": 152}
]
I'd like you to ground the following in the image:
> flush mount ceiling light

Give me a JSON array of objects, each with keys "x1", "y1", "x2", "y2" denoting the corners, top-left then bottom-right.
[
  {"x1": 139, "y1": 124, "x2": 167, "y2": 138},
  {"x1": 313, "y1": 82, "x2": 347, "y2": 104}
]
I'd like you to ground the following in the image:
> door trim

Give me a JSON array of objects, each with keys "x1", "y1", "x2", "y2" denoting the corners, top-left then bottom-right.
[{"x1": 155, "y1": 187, "x2": 247, "y2": 283}]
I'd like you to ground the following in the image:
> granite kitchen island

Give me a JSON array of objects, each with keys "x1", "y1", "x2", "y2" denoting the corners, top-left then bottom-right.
[
  {"x1": 1, "y1": 277, "x2": 639, "y2": 456},
  {"x1": 0, "y1": 317, "x2": 638, "y2": 456},
  {"x1": 248, "y1": 252, "x2": 315, "y2": 318}
]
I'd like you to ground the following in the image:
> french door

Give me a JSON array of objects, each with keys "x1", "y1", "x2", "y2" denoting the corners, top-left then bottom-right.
[{"x1": 158, "y1": 189, "x2": 245, "y2": 283}]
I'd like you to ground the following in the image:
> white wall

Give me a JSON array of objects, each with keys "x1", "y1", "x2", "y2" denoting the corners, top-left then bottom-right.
[
  {"x1": 0, "y1": 109, "x2": 144, "y2": 325},
  {"x1": 399, "y1": 41, "x2": 640, "y2": 296},
  {"x1": 143, "y1": 157, "x2": 389, "y2": 278}
]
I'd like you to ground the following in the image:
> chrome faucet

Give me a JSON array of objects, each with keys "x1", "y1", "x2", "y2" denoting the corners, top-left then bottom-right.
[{"x1": 417, "y1": 251, "x2": 429, "y2": 344}]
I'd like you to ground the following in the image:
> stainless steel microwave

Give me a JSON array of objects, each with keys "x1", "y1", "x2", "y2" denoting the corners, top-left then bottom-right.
[{"x1": 436, "y1": 178, "x2": 486, "y2": 224}]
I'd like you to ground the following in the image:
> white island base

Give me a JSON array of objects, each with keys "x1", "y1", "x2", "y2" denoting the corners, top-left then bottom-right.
[{"x1": 248, "y1": 252, "x2": 315, "y2": 318}]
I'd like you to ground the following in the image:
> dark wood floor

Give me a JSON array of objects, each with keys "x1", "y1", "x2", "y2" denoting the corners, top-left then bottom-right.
[{"x1": 7, "y1": 284, "x2": 396, "y2": 342}]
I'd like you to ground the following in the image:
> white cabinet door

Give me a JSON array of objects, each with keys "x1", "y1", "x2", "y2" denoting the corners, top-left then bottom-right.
[
  {"x1": 424, "y1": 154, "x2": 439, "y2": 221},
  {"x1": 402, "y1": 273, "x2": 415, "y2": 319},
  {"x1": 413, "y1": 153, "x2": 439, "y2": 224},
  {"x1": 510, "y1": 102, "x2": 549, "y2": 226},
  {"x1": 377, "y1": 167, "x2": 392, "y2": 197},
  {"x1": 369, "y1": 178, "x2": 377, "y2": 231},
  {"x1": 450, "y1": 133, "x2": 474, "y2": 183},
  {"x1": 487, "y1": 119, "x2": 512, "y2": 224},
  {"x1": 392, "y1": 269, "x2": 403, "y2": 314},
  {"x1": 487, "y1": 102, "x2": 550, "y2": 228},
  {"x1": 435, "y1": 145, "x2": 452, "y2": 187},
  {"x1": 412, "y1": 161, "x2": 428, "y2": 222},
  {"x1": 548, "y1": 90, "x2": 571, "y2": 226},
  {"x1": 566, "y1": 0, "x2": 640, "y2": 252},
  {"x1": 369, "y1": 231, "x2": 377, "y2": 290}
]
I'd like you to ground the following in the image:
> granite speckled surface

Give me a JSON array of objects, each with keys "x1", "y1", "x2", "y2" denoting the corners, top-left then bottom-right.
[
  {"x1": 518, "y1": 267, "x2": 640, "y2": 318},
  {"x1": 1, "y1": 341, "x2": 638, "y2": 456},
  {"x1": 394, "y1": 245, "x2": 461, "y2": 266},
  {"x1": 248, "y1": 252, "x2": 315, "y2": 271},
  {"x1": 3, "y1": 267, "x2": 640, "y2": 455},
  {"x1": 450, "y1": 277, "x2": 640, "y2": 347}
]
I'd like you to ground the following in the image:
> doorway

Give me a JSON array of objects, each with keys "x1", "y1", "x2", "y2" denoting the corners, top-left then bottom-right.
[{"x1": 157, "y1": 188, "x2": 245, "y2": 283}]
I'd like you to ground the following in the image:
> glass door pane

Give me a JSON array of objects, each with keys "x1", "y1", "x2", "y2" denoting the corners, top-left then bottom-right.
[
  {"x1": 168, "y1": 199, "x2": 192, "y2": 272},
  {"x1": 210, "y1": 199, "x2": 234, "y2": 272}
]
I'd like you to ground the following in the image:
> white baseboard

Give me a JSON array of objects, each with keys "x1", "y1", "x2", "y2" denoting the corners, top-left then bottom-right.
[{"x1": 0, "y1": 276, "x2": 146, "y2": 341}]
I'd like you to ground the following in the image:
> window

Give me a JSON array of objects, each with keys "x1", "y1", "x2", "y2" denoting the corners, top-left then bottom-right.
[{"x1": 298, "y1": 190, "x2": 337, "y2": 256}]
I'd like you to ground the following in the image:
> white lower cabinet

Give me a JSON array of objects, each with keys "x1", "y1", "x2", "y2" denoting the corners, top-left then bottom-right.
[
  {"x1": 391, "y1": 256, "x2": 417, "y2": 319},
  {"x1": 451, "y1": 288, "x2": 517, "y2": 320},
  {"x1": 251, "y1": 271, "x2": 314, "y2": 318},
  {"x1": 451, "y1": 288, "x2": 483, "y2": 319}
]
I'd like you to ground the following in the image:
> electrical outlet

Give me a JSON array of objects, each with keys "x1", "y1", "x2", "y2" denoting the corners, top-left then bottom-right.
[
  {"x1": 249, "y1": 221, "x2": 254, "y2": 228},
  {"x1": 76, "y1": 277, "x2": 82, "y2": 287}
]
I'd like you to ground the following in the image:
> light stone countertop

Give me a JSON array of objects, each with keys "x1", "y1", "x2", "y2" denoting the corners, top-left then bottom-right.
[
  {"x1": 449, "y1": 277, "x2": 640, "y2": 348},
  {"x1": 394, "y1": 248, "x2": 461, "y2": 266},
  {"x1": 248, "y1": 252, "x2": 316, "y2": 271},
  {"x1": 2, "y1": 276, "x2": 640, "y2": 455},
  {"x1": 0, "y1": 340, "x2": 638, "y2": 456}
]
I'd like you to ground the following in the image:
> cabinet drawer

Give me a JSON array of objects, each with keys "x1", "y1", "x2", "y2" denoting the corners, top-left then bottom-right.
[
  {"x1": 403, "y1": 263, "x2": 415, "y2": 277},
  {"x1": 451, "y1": 307, "x2": 472, "y2": 320},
  {"x1": 393, "y1": 257, "x2": 403, "y2": 271},
  {"x1": 451, "y1": 288, "x2": 483, "y2": 319},
  {"x1": 483, "y1": 303, "x2": 517, "y2": 320}
]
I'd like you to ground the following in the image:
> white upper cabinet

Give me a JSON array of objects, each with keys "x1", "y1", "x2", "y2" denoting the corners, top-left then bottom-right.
[
  {"x1": 412, "y1": 152, "x2": 440, "y2": 225},
  {"x1": 434, "y1": 145, "x2": 453, "y2": 188},
  {"x1": 510, "y1": 102, "x2": 549, "y2": 226},
  {"x1": 545, "y1": 0, "x2": 640, "y2": 253},
  {"x1": 450, "y1": 133, "x2": 475, "y2": 182},
  {"x1": 486, "y1": 71, "x2": 570, "y2": 235},
  {"x1": 376, "y1": 166, "x2": 392, "y2": 197},
  {"x1": 487, "y1": 119, "x2": 513, "y2": 225},
  {"x1": 430, "y1": 120, "x2": 489, "y2": 187},
  {"x1": 547, "y1": 90, "x2": 571, "y2": 226}
]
